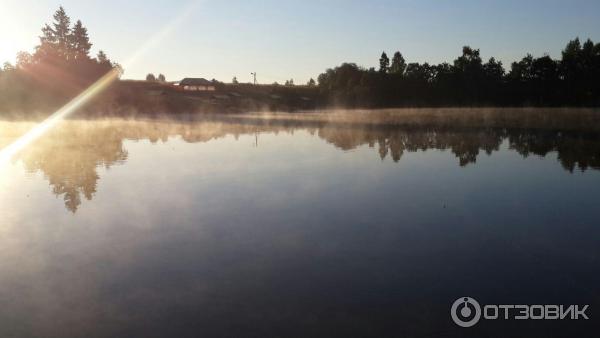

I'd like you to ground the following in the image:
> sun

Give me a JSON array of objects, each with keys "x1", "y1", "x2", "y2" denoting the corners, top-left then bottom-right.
[
  {"x1": 0, "y1": 41, "x2": 18, "y2": 65},
  {"x1": 0, "y1": 7, "x2": 36, "y2": 65},
  {"x1": 0, "y1": 17, "x2": 19, "y2": 64}
]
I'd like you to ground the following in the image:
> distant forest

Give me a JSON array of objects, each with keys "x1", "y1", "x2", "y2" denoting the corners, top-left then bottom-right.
[
  {"x1": 1, "y1": 7, "x2": 600, "y2": 112},
  {"x1": 318, "y1": 40, "x2": 600, "y2": 107}
]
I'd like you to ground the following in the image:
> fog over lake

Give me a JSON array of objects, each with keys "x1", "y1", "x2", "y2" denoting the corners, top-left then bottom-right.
[{"x1": 1, "y1": 110, "x2": 599, "y2": 337}]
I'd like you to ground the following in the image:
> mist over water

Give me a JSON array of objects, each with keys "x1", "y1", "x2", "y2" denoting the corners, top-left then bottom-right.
[{"x1": 1, "y1": 110, "x2": 599, "y2": 337}]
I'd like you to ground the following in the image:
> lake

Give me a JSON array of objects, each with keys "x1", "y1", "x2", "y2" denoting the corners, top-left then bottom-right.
[{"x1": 0, "y1": 109, "x2": 599, "y2": 337}]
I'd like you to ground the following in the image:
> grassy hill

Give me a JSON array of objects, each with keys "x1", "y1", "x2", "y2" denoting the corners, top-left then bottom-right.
[{"x1": 83, "y1": 80, "x2": 321, "y2": 116}]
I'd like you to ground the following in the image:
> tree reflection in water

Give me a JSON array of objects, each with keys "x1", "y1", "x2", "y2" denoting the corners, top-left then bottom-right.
[{"x1": 1, "y1": 113, "x2": 599, "y2": 212}]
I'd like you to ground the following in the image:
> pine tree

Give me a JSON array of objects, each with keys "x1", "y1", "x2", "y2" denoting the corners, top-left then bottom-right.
[
  {"x1": 96, "y1": 50, "x2": 115, "y2": 75},
  {"x1": 97, "y1": 50, "x2": 109, "y2": 64},
  {"x1": 53, "y1": 6, "x2": 72, "y2": 59},
  {"x1": 71, "y1": 20, "x2": 92, "y2": 60},
  {"x1": 379, "y1": 52, "x2": 390, "y2": 73},
  {"x1": 36, "y1": 6, "x2": 72, "y2": 60}
]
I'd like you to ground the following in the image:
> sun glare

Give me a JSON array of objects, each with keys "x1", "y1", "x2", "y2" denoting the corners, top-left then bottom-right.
[
  {"x1": 0, "y1": 0, "x2": 202, "y2": 173},
  {"x1": 0, "y1": 7, "x2": 29, "y2": 65},
  {"x1": 0, "y1": 69, "x2": 120, "y2": 170}
]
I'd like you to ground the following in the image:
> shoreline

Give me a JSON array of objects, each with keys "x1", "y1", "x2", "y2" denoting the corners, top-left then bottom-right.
[{"x1": 2, "y1": 107, "x2": 600, "y2": 133}]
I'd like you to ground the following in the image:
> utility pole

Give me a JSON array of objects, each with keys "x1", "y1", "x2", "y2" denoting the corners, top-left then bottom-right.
[{"x1": 250, "y1": 72, "x2": 257, "y2": 85}]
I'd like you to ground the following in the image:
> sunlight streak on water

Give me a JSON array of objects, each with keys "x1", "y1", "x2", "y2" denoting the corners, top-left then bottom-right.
[
  {"x1": 0, "y1": 0, "x2": 203, "y2": 173},
  {"x1": 0, "y1": 70, "x2": 119, "y2": 170}
]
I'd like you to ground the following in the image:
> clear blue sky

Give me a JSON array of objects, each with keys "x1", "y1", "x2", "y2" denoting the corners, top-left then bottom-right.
[{"x1": 1, "y1": 0, "x2": 599, "y2": 83}]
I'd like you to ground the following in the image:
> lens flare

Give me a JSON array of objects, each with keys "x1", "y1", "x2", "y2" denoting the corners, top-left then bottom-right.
[
  {"x1": 0, "y1": 69, "x2": 119, "y2": 169},
  {"x1": 0, "y1": 0, "x2": 202, "y2": 171}
]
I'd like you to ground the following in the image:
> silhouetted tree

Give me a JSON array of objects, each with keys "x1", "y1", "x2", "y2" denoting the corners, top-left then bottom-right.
[
  {"x1": 531, "y1": 55, "x2": 558, "y2": 81},
  {"x1": 70, "y1": 20, "x2": 92, "y2": 60},
  {"x1": 317, "y1": 37, "x2": 600, "y2": 107},
  {"x1": 390, "y1": 51, "x2": 406, "y2": 75},
  {"x1": 232, "y1": 76, "x2": 239, "y2": 84},
  {"x1": 307, "y1": 78, "x2": 316, "y2": 86},
  {"x1": 96, "y1": 50, "x2": 108, "y2": 65},
  {"x1": 18, "y1": 8, "x2": 117, "y2": 85},
  {"x1": 561, "y1": 38, "x2": 583, "y2": 81},
  {"x1": 509, "y1": 54, "x2": 534, "y2": 81},
  {"x1": 157, "y1": 74, "x2": 166, "y2": 82},
  {"x1": 481, "y1": 57, "x2": 505, "y2": 103},
  {"x1": 404, "y1": 63, "x2": 433, "y2": 82},
  {"x1": 0, "y1": 6, "x2": 123, "y2": 114},
  {"x1": 37, "y1": 6, "x2": 72, "y2": 60},
  {"x1": 483, "y1": 57, "x2": 504, "y2": 81},
  {"x1": 4, "y1": 9, "x2": 600, "y2": 113},
  {"x1": 146, "y1": 73, "x2": 156, "y2": 81},
  {"x1": 379, "y1": 52, "x2": 390, "y2": 73}
]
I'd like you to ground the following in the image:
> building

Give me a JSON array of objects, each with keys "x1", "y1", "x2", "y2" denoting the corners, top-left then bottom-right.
[{"x1": 178, "y1": 78, "x2": 216, "y2": 91}]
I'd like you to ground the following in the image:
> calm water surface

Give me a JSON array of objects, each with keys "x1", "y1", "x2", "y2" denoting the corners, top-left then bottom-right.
[{"x1": 0, "y1": 113, "x2": 599, "y2": 337}]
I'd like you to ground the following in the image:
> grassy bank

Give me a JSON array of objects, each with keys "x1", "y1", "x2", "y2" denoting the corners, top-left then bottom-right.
[{"x1": 0, "y1": 80, "x2": 321, "y2": 118}]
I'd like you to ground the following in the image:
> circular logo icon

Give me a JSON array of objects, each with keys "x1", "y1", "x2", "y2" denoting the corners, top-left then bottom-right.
[{"x1": 451, "y1": 297, "x2": 481, "y2": 327}]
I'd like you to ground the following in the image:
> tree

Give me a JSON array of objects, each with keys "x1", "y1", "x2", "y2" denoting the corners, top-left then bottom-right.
[
  {"x1": 379, "y1": 52, "x2": 390, "y2": 73},
  {"x1": 307, "y1": 78, "x2": 316, "y2": 86},
  {"x1": 37, "y1": 6, "x2": 72, "y2": 60},
  {"x1": 561, "y1": 38, "x2": 582, "y2": 79},
  {"x1": 390, "y1": 51, "x2": 406, "y2": 75},
  {"x1": 54, "y1": 7, "x2": 71, "y2": 53},
  {"x1": 509, "y1": 54, "x2": 534, "y2": 81},
  {"x1": 146, "y1": 73, "x2": 156, "y2": 81},
  {"x1": 96, "y1": 50, "x2": 109, "y2": 64},
  {"x1": 531, "y1": 55, "x2": 558, "y2": 82},
  {"x1": 30, "y1": 7, "x2": 119, "y2": 80},
  {"x1": 3, "y1": 62, "x2": 15, "y2": 72},
  {"x1": 16, "y1": 52, "x2": 33, "y2": 69},
  {"x1": 157, "y1": 74, "x2": 166, "y2": 82},
  {"x1": 454, "y1": 46, "x2": 483, "y2": 76},
  {"x1": 96, "y1": 50, "x2": 116, "y2": 75},
  {"x1": 483, "y1": 57, "x2": 504, "y2": 81},
  {"x1": 0, "y1": 6, "x2": 126, "y2": 114},
  {"x1": 232, "y1": 76, "x2": 239, "y2": 84},
  {"x1": 404, "y1": 63, "x2": 434, "y2": 82},
  {"x1": 70, "y1": 20, "x2": 92, "y2": 60}
]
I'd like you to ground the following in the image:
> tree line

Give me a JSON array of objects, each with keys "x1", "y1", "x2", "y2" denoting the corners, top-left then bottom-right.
[
  {"x1": 0, "y1": 7, "x2": 121, "y2": 111},
  {"x1": 2, "y1": 7, "x2": 599, "y2": 112},
  {"x1": 317, "y1": 40, "x2": 600, "y2": 107}
]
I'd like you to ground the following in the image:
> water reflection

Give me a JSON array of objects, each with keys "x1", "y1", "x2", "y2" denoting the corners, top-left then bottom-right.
[
  {"x1": 1, "y1": 116, "x2": 600, "y2": 212},
  {"x1": 1, "y1": 112, "x2": 600, "y2": 337}
]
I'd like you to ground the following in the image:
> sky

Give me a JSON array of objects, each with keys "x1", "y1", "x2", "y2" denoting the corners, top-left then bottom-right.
[{"x1": 1, "y1": 0, "x2": 599, "y2": 84}]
